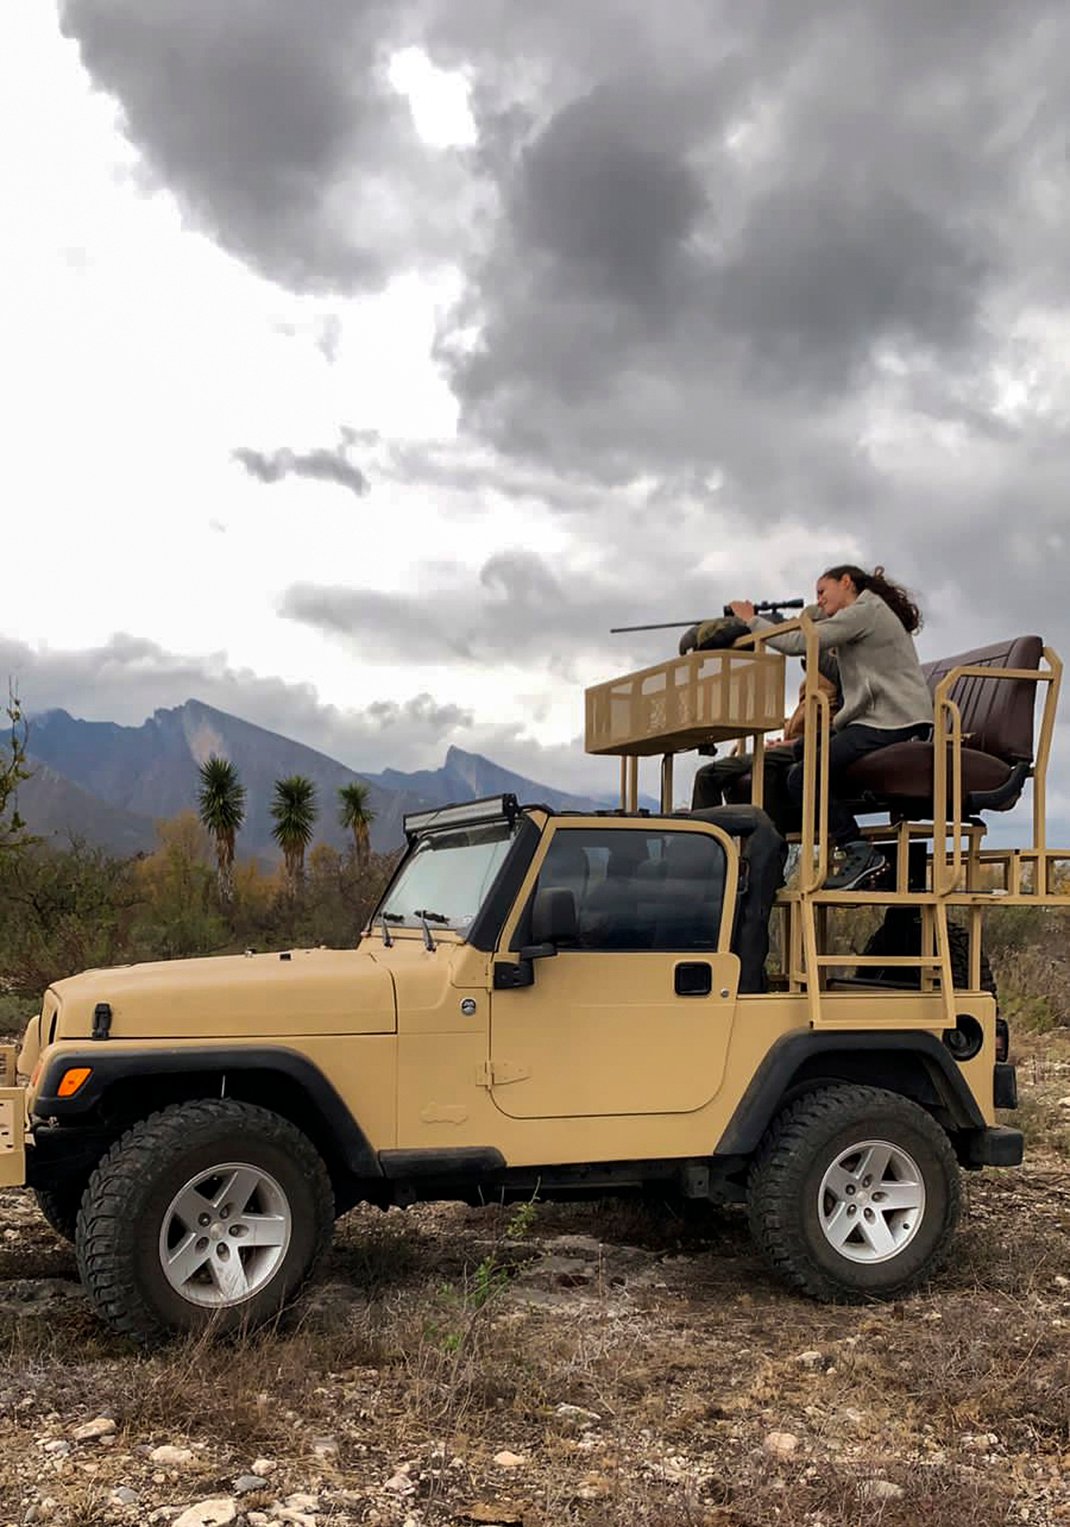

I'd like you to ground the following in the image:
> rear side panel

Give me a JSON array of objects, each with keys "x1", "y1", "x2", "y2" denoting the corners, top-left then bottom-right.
[{"x1": 0, "y1": 1085, "x2": 27, "y2": 1188}]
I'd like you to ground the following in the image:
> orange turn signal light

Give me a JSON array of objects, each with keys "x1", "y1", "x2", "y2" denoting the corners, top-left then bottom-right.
[{"x1": 57, "y1": 1067, "x2": 92, "y2": 1098}]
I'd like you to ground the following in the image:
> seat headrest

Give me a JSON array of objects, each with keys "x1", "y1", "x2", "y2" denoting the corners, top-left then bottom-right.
[{"x1": 663, "y1": 834, "x2": 720, "y2": 880}]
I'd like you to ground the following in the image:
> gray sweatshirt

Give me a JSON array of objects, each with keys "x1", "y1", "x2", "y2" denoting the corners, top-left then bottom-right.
[{"x1": 749, "y1": 588, "x2": 933, "y2": 733}]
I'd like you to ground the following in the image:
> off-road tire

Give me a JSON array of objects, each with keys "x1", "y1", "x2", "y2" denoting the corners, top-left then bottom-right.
[
  {"x1": 34, "y1": 1183, "x2": 86, "y2": 1243},
  {"x1": 862, "y1": 910, "x2": 996, "y2": 995},
  {"x1": 75, "y1": 1099, "x2": 334, "y2": 1344},
  {"x1": 748, "y1": 1084, "x2": 960, "y2": 1302}
]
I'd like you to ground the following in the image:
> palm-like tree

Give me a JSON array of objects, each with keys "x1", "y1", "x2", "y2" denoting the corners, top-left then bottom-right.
[
  {"x1": 271, "y1": 775, "x2": 317, "y2": 895},
  {"x1": 338, "y1": 781, "x2": 376, "y2": 868},
  {"x1": 196, "y1": 755, "x2": 246, "y2": 903}
]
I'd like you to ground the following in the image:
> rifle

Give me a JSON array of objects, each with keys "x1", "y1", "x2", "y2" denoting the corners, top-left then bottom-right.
[{"x1": 610, "y1": 599, "x2": 805, "y2": 635}]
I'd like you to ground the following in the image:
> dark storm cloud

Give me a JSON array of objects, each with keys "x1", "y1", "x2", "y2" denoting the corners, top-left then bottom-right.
[
  {"x1": 232, "y1": 444, "x2": 369, "y2": 499},
  {"x1": 415, "y1": 0, "x2": 1070, "y2": 693},
  {"x1": 58, "y1": 0, "x2": 461, "y2": 291},
  {"x1": 515, "y1": 81, "x2": 708, "y2": 309},
  {"x1": 430, "y1": 0, "x2": 1065, "y2": 492}
]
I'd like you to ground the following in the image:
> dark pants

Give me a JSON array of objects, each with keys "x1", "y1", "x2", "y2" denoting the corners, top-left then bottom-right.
[
  {"x1": 785, "y1": 722, "x2": 932, "y2": 845},
  {"x1": 692, "y1": 748, "x2": 800, "y2": 837}
]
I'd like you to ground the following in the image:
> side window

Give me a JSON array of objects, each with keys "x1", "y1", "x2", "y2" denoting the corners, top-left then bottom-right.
[{"x1": 534, "y1": 828, "x2": 726, "y2": 953}]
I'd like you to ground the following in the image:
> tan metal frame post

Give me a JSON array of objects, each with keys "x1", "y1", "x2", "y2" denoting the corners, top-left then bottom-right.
[
  {"x1": 745, "y1": 614, "x2": 828, "y2": 1019},
  {"x1": 627, "y1": 756, "x2": 640, "y2": 813},
  {"x1": 797, "y1": 615, "x2": 830, "y2": 896},
  {"x1": 932, "y1": 685, "x2": 966, "y2": 896},
  {"x1": 933, "y1": 900, "x2": 957, "y2": 1028},
  {"x1": 619, "y1": 757, "x2": 628, "y2": 811},
  {"x1": 660, "y1": 754, "x2": 675, "y2": 813},
  {"x1": 1033, "y1": 648, "x2": 1062, "y2": 861},
  {"x1": 895, "y1": 820, "x2": 911, "y2": 894}
]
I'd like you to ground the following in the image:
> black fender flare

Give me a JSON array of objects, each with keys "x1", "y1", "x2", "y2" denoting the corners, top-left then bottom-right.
[
  {"x1": 34, "y1": 1046, "x2": 381, "y2": 1178},
  {"x1": 714, "y1": 1030, "x2": 985, "y2": 1157}
]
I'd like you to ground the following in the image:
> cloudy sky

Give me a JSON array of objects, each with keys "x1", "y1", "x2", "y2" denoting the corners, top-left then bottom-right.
[{"x1": 4, "y1": 0, "x2": 1069, "y2": 817}]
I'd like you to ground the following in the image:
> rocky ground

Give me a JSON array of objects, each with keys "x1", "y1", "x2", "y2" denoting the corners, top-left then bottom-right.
[{"x1": 0, "y1": 1035, "x2": 1067, "y2": 1527}]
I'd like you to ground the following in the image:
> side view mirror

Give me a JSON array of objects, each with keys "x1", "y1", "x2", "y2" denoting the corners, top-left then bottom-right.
[
  {"x1": 495, "y1": 887, "x2": 580, "y2": 988},
  {"x1": 527, "y1": 886, "x2": 578, "y2": 954}
]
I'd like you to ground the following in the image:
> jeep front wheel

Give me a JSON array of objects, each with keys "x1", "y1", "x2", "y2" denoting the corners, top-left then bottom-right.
[
  {"x1": 75, "y1": 1099, "x2": 334, "y2": 1343},
  {"x1": 748, "y1": 1084, "x2": 960, "y2": 1301}
]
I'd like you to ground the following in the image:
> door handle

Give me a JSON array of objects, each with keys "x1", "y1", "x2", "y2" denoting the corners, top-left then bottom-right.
[{"x1": 675, "y1": 961, "x2": 713, "y2": 997}]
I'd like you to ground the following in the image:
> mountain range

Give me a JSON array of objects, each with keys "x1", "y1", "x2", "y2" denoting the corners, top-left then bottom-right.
[{"x1": 18, "y1": 699, "x2": 625, "y2": 861}]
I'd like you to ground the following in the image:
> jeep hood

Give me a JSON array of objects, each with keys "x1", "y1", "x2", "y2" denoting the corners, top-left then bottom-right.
[{"x1": 48, "y1": 947, "x2": 396, "y2": 1041}]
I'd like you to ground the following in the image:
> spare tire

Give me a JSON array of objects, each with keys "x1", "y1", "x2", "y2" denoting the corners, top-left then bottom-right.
[{"x1": 861, "y1": 908, "x2": 996, "y2": 995}]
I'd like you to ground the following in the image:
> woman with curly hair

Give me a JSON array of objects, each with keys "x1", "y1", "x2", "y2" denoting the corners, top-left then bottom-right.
[{"x1": 728, "y1": 565, "x2": 932, "y2": 890}]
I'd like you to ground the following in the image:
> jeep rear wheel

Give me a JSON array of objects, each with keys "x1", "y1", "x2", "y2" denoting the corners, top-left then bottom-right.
[
  {"x1": 75, "y1": 1099, "x2": 334, "y2": 1344},
  {"x1": 748, "y1": 1084, "x2": 960, "y2": 1302}
]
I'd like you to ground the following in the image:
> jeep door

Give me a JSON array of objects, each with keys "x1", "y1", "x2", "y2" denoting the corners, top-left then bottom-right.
[{"x1": 489, "y1": 822, "x2": 740, "y2": 1119}]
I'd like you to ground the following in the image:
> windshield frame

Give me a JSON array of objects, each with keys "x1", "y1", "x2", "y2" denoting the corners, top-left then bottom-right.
[{"x1": 368, "y1": 811, "x2": 538, "y2": 947}]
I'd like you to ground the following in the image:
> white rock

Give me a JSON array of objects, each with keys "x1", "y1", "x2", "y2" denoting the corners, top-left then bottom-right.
[
  {"x1": 172, "y1": 1500, "x2": 238, "y2": 1527},
  {"x1": 384, "y1": 1468, "x2": 415, "y2": 1494},
  {"x1": 555, "y1": 1403, "x2": 601, "y2": 1423},
  {"x1": 493, "y1": 1450, "x2": 525, "y2": 1468},
  {"x1": 796, "y1": 1350, "x2": 823, "y2": 1368},
  {"x1": 43, "y1": 1440, "x2": 70, "y2": 1455},
  {"x1": 150, "y1": 1445, "x2": 195, "y2": 1466},
  {"x1": 862, "y1": 1480, "x2": 905, "y2": 1501},
  {"x1": 252, "y1": 1458, "x2": 278, "y2": 1476},
  {"x1": 284, "y1": 1497, "x2": 319, "y2": 1513},
  {"x1": 72, "y1": 1417, "x2": 115, "y2": 1441},
  {"x1": 269, "y1": 1509, "x2": 315, "y2": 1527},
  {"x1": 763, "y1": 1432, "x2": 799, "y2": 1459},
  {"x1": 110, "y1": 1487, "x2": 139, "y2": 1506}
]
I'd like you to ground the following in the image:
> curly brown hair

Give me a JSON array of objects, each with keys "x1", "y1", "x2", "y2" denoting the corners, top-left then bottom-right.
[{"x1": 822, "y1": 564, "x2": 922, "y2": 634}]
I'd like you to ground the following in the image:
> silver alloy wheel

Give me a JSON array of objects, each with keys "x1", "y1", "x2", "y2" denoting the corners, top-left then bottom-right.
[
  {"x1": 158, "y1": 1161, "x2": 292, "y2": 1307},
  {"x1": 817, "y1": 1138, "x2": 926, "y2": 1264}
]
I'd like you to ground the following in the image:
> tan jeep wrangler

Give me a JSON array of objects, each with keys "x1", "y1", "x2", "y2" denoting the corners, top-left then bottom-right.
[{"x1": 1, "y1": 620, "x2": 1060, "y2": 1343}]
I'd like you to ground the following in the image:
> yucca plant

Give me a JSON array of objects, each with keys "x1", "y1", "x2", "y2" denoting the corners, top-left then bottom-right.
[
  {"x1": 271, "y1": 775, "x2": 318, "y2": 896},
  {"x1": 338, "y1": 780, "x2": 376, "y2": 868},
  {"x1": 196, "y1": 755, "x2": 246, "y2": 903}
]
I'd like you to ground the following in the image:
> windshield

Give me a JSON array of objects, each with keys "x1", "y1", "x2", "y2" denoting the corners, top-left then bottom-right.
[{"x1": 378, "y1": 820, "x2": 518, "y2": 934}]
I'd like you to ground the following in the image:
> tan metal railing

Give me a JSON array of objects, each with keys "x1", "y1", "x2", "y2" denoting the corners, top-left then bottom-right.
[
  {"x1": 587, "y1": 627, "x2": 1070, "y2": 1016},
  {"x1": 932, "y1": 648, "x2": 1062, "y2": 895}
]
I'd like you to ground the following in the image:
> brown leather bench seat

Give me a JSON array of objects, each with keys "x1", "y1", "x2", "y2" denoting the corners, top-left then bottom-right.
[{"x1": 841, "y1": 634, "x2": 1043, "y2": 819}]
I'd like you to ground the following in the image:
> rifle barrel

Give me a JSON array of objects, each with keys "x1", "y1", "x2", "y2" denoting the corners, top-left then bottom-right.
[
  {"x1": 609, "y1": 620, "x2": 705, "y2": 634},
  {"x1": 610, "y1": 599, "x2": 804, "y2": 635}
]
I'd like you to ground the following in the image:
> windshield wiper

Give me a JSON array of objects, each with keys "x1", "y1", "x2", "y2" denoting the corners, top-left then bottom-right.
[
  {"x1": 414, "y1": 909, "x2": 450, "y2": 924},
  {"x1": 380, "y1": 911, "x2": 403, "y2": 947},
  {"x1": 416, "y1": 913, "x2": 436, "y2": 951}
]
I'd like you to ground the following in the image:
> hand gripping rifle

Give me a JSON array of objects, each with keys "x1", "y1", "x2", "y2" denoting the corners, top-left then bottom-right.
[{"x1": 610, "y1": 599, "x2": 804, "y2": 635}]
